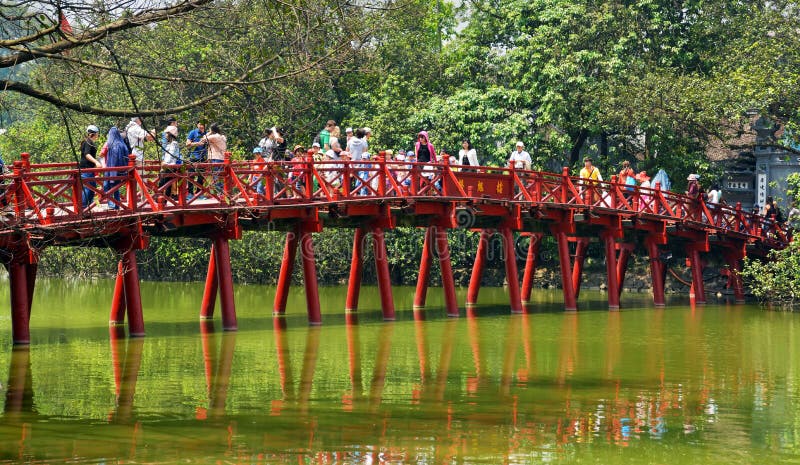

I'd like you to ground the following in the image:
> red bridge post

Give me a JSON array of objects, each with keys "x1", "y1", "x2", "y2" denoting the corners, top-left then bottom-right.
[
  {"x1": 521, "y1": 233, "x2": 542, "y2": 304},
  {"x1": 126, "y1": 154, "x2": 138, "y2": 211},
  {"x1": 616, "y1": 243, "x2": 635, "y2": 300},
  {"x1": 25, "y1": 261, "x2": 37, "y2": 317},
  {"x1": 501, "y1": 228, "x2": 523, "y2": 313},
  {"x1": 120, "y1": 246, "x2": 145, "y2": 337},
  {"x1": 213, "y1": 235, "x2": 238, "y2": 330},
  {"x1": 687, "y1": 247, "x2": 707, "y2": 304},
  {"x1": 109, "y1": 260, "x2": 126, "y2": 325},
  {"x1": 435, "y1": 227, "x2": 459, "y2": 317},
  {"x1": 345, "y1": 228, "x2": 366, "y2": 313},
  {"x1": 414, "y1": 227, "x2": 434, "y2": 310},
  {"x1": 601, "y1": 232, "x2": 620, "y2": 310},
  {"x1": 200, "y1": 245, "x2": 218, "y2": 319},
  {"x1": 552, "y1": 229, "x2": 577, "y2": 311},
  {"x1": 724, "y1": 249, "x2": 746, "y2": 303},
  {"x1": 273, "y1": 229, "x2": 299, "y2": 316},
  {"x1": 466, "y1": 229, "x2": 490, "y2": 306},
  {"x1": 645, "y1": 237, "x2": 667, "y2": 307},
  {"x1": 300, "y1": 229, "x2": 322, "y2": 325},
  {"x1": 571, "y1": 238, "x2": 590, "y2": 300},
  {"x1": 8, "y1": 261, "x2": 30, "y2": 345},
  {"x1": 373, "y1": 227, "x2": 396, "y2": 320}
]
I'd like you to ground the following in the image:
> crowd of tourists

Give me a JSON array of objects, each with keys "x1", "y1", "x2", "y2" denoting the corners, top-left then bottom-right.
[{"x1": 66, "y1": 117, "x2": 800, "y2": 231}]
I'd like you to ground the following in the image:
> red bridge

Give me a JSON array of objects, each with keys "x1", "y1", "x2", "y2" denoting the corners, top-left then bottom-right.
[{"x1": 0, "y1": 152, "x2": 788, "y2": 344}]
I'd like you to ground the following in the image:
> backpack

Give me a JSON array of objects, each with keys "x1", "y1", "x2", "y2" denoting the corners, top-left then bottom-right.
[{"x1": 625, "y1": 174, "x2": 637, "y2": 191}]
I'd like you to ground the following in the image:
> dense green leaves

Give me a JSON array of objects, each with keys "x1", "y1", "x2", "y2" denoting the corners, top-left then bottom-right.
[{"x1": 742, "y1": 240, "x2": 800, "y2": 306}]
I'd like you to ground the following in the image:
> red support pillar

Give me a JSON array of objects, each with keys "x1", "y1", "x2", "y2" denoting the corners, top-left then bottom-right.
[
  {"x1": 200, "y1": 245, "x2": 218, "y2": 320},
  {"x1": 121, "y1": 248, "x2": 145, "y2": 337},
  {"x1": 273, "y1": 230, "x2": 299, "y2": 315},
  {"x1": 345, "y1": 228, "x2": 366, "y2": 312},
  {"x1": 501, "y1": 228, "x2": 523, "y2": 314},
  {"x1": 554, "y1": 230, "x2": 577, "y2": 311},
  {"x1": 602, "y1": 232, "x2": 620, "y2": 310},
  {"x1": 688, "y1": 248, "x2": 706, "y2": 305},
  {"x1": 616, "y1": 244, "x2": 634, "y2": 299},
  {"x1": 372, "y1": 228, "x2": 396, "y2": 321},
  {"x1": 724, "y1": 251, "x2": 746, "y2": 303},
  {"x1": 110, "y1": 260, "x2": 126, "y2": 325},
  {"x1": 466, "y1": 229, "x2": 490, "y2": 306},
  {"x1": 571, "y1": 238, "x2": 590, "y2": 300},
  {"x1": 414, "y1": 227, "x2": 434, "y2": 309},
  {"x1": 435, "y1": 227, "x2": 460, "y2": 317},
  {"x1": 521, "y1": 234, "x2": 541, "y2": 304},
  {"x1": 213, "y1": 236, "x2": 238, "y2": 330},
  {"x1": 25, "y1": 263, "x2": 36, "y2": 317},
  {"x1": 9, "y1": 261, "x2": 30, "y2": 345},
  {"x1": 300, "y1": 230, "x2": 322, "y2": 325},
  {"x1": 645, "y1": 238, "x2": 666, "y2": 307}
]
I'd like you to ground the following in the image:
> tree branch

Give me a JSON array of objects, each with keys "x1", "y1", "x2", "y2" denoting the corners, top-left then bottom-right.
[
  {"x1": 0, "y1": 28, "x2": 366, "y2": 117},
  {"x1": 0, "y1": 0, "x2": 214, "y2": 69},
  {"x1": 728, "y1": 142, "x2": 800, "y2": 156},
  {"x1": 0, "y1": 23, "x2": 60, "y2": 47}
]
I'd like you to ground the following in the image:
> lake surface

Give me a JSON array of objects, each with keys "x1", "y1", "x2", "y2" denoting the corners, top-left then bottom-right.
[{"x1": 0, "y1": 279, "x2": 798, "y2": 464}]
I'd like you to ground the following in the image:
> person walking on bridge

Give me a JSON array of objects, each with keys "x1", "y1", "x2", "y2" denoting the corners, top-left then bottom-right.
[
  {"x1": 79, "y1": 125, "x2": 102, "y2": 209},
  {"x1": 579, "y1": 156, "x2": 602, "y2": 204},
  {"x1": 201, "y1": 123, "x2": 227, "y2": 195},
  {"x1": 125, "y1": 116, "x2": 154, "y2": 168},
  {"x1": 103, "y1": 126, "x2": 129, "y2": 210},
  {"x1": 185, "y1": 121, "x2": 206, "y2": 199},
  {"x1": 509, "y1": 141, "x2": 531, "y2": 170}
]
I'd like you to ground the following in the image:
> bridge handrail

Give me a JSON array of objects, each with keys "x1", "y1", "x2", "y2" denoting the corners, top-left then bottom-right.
[{"x1": 0, "y1": 156, "x2": 788, "y2": 248}]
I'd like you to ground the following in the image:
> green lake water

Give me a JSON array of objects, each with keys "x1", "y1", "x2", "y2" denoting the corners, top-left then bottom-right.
[{"x1": 0, "y1": 279, "x2": 798, "y2": 464}]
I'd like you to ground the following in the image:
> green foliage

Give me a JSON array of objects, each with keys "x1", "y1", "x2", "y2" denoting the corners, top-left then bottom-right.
[
  {"x1": 786, "y1": 173, "x2": 800, "y2": 206},
  {"x1": 0, "y1": 113, "x2": 75, "y2": 164},
  {"x1": 37, "y1": 228, "x2": 511, "y2": 287},
  {"x1": 741, "y1": 241, "x2": 800, "y2": 306}
]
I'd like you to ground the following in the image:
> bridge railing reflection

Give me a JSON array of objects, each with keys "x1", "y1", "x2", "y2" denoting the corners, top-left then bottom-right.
[{"x1": 0, "y1": 312, "x2": 762, "y2": 463}]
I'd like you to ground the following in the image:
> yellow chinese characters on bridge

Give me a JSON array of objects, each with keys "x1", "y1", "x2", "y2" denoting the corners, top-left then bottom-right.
[
  {"x1": 496, "y1": 181, "x2": 504, "y2": 194},
  {"x1": 458, "y1": 179, "x2": 465, "y2": 189},
  {"x1": 477, "y1": 181, "x2": 484, "y2": 193}
]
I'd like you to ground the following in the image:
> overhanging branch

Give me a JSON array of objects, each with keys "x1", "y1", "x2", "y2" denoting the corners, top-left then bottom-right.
[{"x1": 0, "y1": 0, "x2": 214, "y2": 69}]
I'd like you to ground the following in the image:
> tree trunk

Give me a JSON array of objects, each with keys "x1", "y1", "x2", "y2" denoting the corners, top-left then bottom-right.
[{"x1": 569, "y1": 129, "x2": 589, "y2": 166}]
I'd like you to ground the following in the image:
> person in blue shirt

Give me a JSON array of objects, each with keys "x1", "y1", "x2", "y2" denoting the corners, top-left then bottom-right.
[{"x1": 185, "y1": 121, "x2": 207, "y2": 197}]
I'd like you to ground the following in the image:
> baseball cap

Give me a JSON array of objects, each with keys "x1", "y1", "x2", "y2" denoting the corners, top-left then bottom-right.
[
  {"x1": 87, "y1": 125, "x2": 99, "y2": 134},
  {"x1": 164, "y1": 125, "x2": 178, "y2": 137}
]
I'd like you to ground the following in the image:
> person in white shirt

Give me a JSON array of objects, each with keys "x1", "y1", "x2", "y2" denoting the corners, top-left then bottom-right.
[
  {"x1": 125, "y1": 116, "x2": 154, "y2": 166},
  {"x1": 509, "y1": 141, "x2": 531, "y2": 170},
  {"x1": 707, "y1": 184, "x2": 722, "y2": 204},
  {"x1": 458, "y1": 139, "x2": 478, "y2": 169}
]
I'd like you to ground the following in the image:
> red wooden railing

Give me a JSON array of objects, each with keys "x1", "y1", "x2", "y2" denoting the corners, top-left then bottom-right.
[{"x1": 0, "y1": 152, "x2": 789, "y2": 248}]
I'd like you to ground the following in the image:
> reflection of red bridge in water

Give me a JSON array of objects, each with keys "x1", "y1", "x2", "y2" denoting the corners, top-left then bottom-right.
[
  {"x1": 1, "y1": 314, "x2": 729, "y2": 461},
  {"x1": 0, "y1": 151, "x2": 789, "y2": 343}
]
